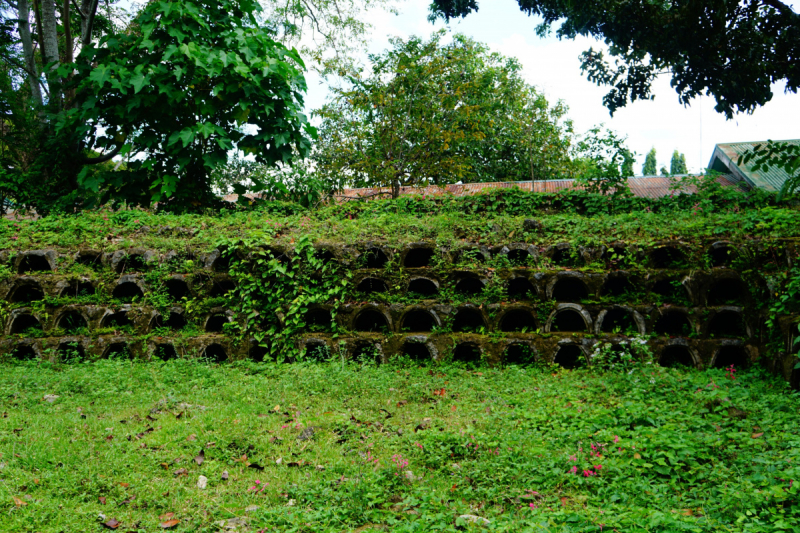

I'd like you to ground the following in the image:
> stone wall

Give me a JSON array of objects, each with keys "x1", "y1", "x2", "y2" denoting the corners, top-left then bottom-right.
[{"x1": 1, "y1": 240, "x2": 797, "y2": 386}]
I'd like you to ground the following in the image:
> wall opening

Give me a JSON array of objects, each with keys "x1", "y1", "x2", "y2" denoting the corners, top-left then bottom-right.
[
  {"x1": 104, "y1": 343, "x2": 132, "y2": 359},
  {"x1": 713, "y1": 345, "x2": 749, "y2": 369},
  {"x1": 551, "y1": 278, "x2": 589, "y2": 302},
  {"x1": 364, "y1": 247, "x2": 388, "y2": 268},
  {"x1": 305, "y1": 308, "x2": 332, "y2": 331},
  {"x1": 651, "y1": 278, "x2": 686, "y2": 303},
  {"x1": 708, "y1": 311, "x2": 746, "y2": 338},
  {"x1": 651, "y1": 246, "x2": 685, "y2": 268},
  {"x1": 504, "y1": 343, "x2": 536, "y2": 365},
  {"x1": 102, "y1": 311, "x2": 131, "y2": 328},
  {"x1": 507, "y1": 277, "x2": 535, "y2": 299},
  {"x1": 659, "y1": 345, "x2": 694, "y2": 368},
  {"x1": 507, "y1": 249, "x2": 531, "y2": 266},
  {"x1": 357, "y1": 277, "x2": 389, "y2": 294},
  {"x1": 554, "y1": 345, "x2": 585, "y2": 369},
  {"x1": 453, "y1": 342, "x2": 481, "y2": 364},
  {"x1": 551, "y1": 246, "x2": 577, "y2": 266},
  {"x1": 59, "y1": 282, "x2": 94, "y2": 298},
  {"x1": 551, "y1": 309, "x2": 587, "y2": 332},
  {"x1": 352, "y1": 343, "x2": 380, "y2": 363},
  {"x1": 113, "y1": 282, "x2": 144, "y2": 302},
  {"x1": 210, "y1": 279, "x2": 236, "y2": 298},
  {"x1": 707, "y1": 278, "x2": 747, "y2": 305},
  {"x1": 9, "y1": 282, "x2": 44, "y2": 303},
  {"x1": 455, "y1": 278, "x2": 484, "y2": 295},
  {"x1": 354, "y1": 309, "x2": 389, "y2": 332},
  {"x1": 250, "y1": 344, "x2": 268, "y2": 362},
  {"x1": 76, "y1": 251, "x2": 102, "y2": 269},
  {"x1": 602, "y1": 246, "x2": 627, "y2": 264},
  {"x1": 18, "y1": 254, "x2": 52, "y2": 273},
  {"x1": 452, "y1": 308, "x2": 486, "y2": 332},
  {"x1": 304, "y1": 341, "x2": 329, "y2": 362},
  {"x1": 709, "y1": 245, "x2": 736, "y2": 267},
  {"x1": 154, "y1": 343, "x2": 177, "y2": 361},
  {"x1": 460, "y1": 249, "x2": 486, "y2": 263},
  {"x1": 401, "y1": 342, "x2": 431, "y2": 361},
  {"x1": 599, "y1": 308, "x2": 637, "y2": 334},
  {"x1": 166, "y1": 311, "x2": 186, "y2": 330},
  {"x1": 165, "y1": 278, "x2": 190, "y2": 300},
  {"x1": 205, "y1": 314, "x2": 228, "y2": 333},
  {"x1": 602, "y1": 275, "x2": 632, "y2": 297},
  {"x1": 58, "y1": 342, "x2": 86, "y2": 361},
  {"x1": 115, "y1": 254, "x2": 146, "y2": 273},
  {"x1": 57, "y1": 311, "x2": 88, "y2": 333},
  {"x1": 408, "y1": 278, "x2": 438, "y2": 297},
  {"x1": 654, "y1": 310, "x2": 692, "y2": 336},
  {"x1": 11, "y1": 344, "x2": 36, "y2": 360},
  {"x1": 499, "y1": 309, "x2": 537, "y2": 332},
  {"x1": 203, "y1": 343, "x2": 228, "y2": 363},
  {"x1": 211, "y1": 255, "x2": 230, "y2": 273},
  {"x1": 314, "y1": 249, "x2": 335, "y2": 266},
  {"x1": 10, "y1": 314, "x2": 42, "y2": 334},
  {"x1": 404, "y1": 248, "x2": 434, "y2": 268},
  {"x1": 400, "y1": 309, "x2": 436, "y2": 332}
]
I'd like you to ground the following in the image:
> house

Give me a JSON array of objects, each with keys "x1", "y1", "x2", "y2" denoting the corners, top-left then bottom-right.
[{"x1": 708, "y1": 139, "x2": 800, "y2": 191}]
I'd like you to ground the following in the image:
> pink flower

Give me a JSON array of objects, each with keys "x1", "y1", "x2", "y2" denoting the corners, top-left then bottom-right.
[
  {"x1": 569, "y1": 466, "x2": 578, "y2": 474},
  {"x1": 613, "y1": 436, "x2": 620, "y2": 444},
  {"x1": 569, "y1": 455, "x2": 577, "y2": 462},
  {"x1": 582, "y1": 469, "x2": 595, "y2": 477},
  {"x1": 594, "y1": 465, "x2": 603, "y2": 470}
]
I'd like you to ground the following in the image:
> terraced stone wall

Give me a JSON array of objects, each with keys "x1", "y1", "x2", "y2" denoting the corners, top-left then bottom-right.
[{"x1": 0, "y1": 240, "x2": 797, "y2": 386}]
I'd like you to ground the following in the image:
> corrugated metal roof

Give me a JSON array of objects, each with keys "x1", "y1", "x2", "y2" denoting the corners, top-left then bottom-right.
[
  {"x1": 712, "y1": 139, "x2": 800, "y2": 192},
  {"x1": 333, "y1": 175, "x2": 744, "y2": 201}
]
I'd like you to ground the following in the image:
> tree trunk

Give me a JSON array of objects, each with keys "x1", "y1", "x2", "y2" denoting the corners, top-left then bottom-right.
[
  {"x1": 39, "y1": 0, "x2": 62, "y2": 111},
  {"x1": 17, "y1": 0, "x2": 44, "y2": 107}
]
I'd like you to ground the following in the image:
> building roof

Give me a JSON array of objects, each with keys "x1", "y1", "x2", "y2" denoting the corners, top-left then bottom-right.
[
  {"x1": 708, "y1": 139, "x2": 800, "y2": 192},
  {"x1": 332, "y1": 174, "x2": 744, "y2": 201}
]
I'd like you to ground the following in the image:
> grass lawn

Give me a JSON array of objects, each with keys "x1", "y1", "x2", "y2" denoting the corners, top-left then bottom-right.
[{"x1": 1, "y1": 358, "x2": 799, "y2": 532}]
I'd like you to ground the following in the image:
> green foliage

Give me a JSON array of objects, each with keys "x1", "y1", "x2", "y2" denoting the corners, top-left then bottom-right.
[
  {"x1": 1, "y1": 359, "x2": 800, "y2": 531},
  {"x1": 642, "y1": 147, "x2": 657, "y2": 176},
  {"x1": 62, "y1": 0, "x2": 314, "y2": 209},
  {"x1": 430, "y1": 0, "x2": 800, "y2": 118},
  {"x1": 571, "y1": 126, "x2": 635, "y2": 196},
  {"x1": 314, "y1": 31, "x2": 574, "y2": 196},
  {"x1": 670, "y1": 150, "x2": 688, "y2": 175}
]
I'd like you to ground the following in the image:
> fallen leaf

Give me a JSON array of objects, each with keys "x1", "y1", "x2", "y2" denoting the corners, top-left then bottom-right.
[
  {"x1": 12, "y1": 496, "x2": 26, "y2": 507},
  {"x1": 433, "y1": 388, "x2": 446, "y2": 397},
  {"x1": 160, "y1": 519, "x2": 180, "y2": 529},
  {"x1": 560, "y1": 497, "x2": 568, "y2": 506},
  {"x1": 194, "y1": 450, "x2": 204, "y2": 466},
  {"x1": 102, "y1": 518, "x2": 121, "y2": 529},
  {"x1": 633, "y1": 453, "x2": 642, "y2": 459},
  {"x1": 397, "y1": 400, "x2": 408, "y2": 407},
  {"x1": 752, "y1": 432, "x2": 764, "y2": 438},
  {"x1": 186, "y1": 434, "x2": 197, "y2": 441},
  {"x1": 175, "y1": 412, "x2": 183, "y2": 420},
  {"x1": 99, "y1": 496, "x2": 107, "y2": 505},
  {"x1": 173, "y1": 468, "x2": 188, "y2": 476},
  {"x1": 118, "y1": 482, "x2": 129, "y2": 488},
  {"x1": 158, "y1": 512, "x2": 175, "y2": 521}
]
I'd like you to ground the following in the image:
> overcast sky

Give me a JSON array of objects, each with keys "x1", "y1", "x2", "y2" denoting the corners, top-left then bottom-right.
[{"x1": 305, "y1": 0, "x2": 799, "y2": 176}]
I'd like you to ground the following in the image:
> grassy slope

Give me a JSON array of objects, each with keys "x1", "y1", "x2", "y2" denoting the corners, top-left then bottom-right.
[{"x1": 1, "y1": 359, "x2": 799, "y2": 532}]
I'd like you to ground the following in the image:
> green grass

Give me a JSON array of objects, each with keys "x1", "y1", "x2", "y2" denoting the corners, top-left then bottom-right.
[{"x1": 1, "y1": 359, "x2": 799, "y2": 532}]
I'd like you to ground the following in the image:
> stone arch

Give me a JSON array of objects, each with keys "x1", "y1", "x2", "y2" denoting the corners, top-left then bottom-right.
[
  {"x1": 11, "y1": 343, "x2": 37, "y2": 360},
  {"x1": 708, "y1": 242, "x2": 738, "y2": 267},
  {"x1": 153, "y1": 343, "x2": 178, "y2": 361},
  {"x1": 101, "y1": 310, "x2": 131, "y2": 328},
  {"x1": 707, "y1": 309, "x2": 747, "y2": 338},
  {"x1": 59, "y1": 281, "x2": 95, "y2": 298},
  {"x1": 601, "y1": 273, "x2": 633, "y2": 297},
  {"x1": 452, "y1": 342, "x2": 482, "y2": 364},
  {"x1": 653, "y1": 309, "x2": 693, "y2": 336},
  {"x1": 595, "y1": 306, "x2": 645, "y2": 335},
  {"x1": 549, "y1": 276, "x2": 589, "y2": 302},
  {"x1": 400, "y1": 309, "x2": 438, "y2": 333},
  {"x1": 400, "y1": 338, "x2": 435, "y2": 362},
  {"x1": 507, "y1": 277, "x2": 536, "y2": 299},
  {"x1": 357, "y1": 277, "x2": 389, "y2": 294},
  {"x1": 75, "y1": 250, "x2": 102, "y2": 269},
  {"x1": 650, "y1": 245, "x2": 686, "y2": 268},
  {"x1": 498, "y1": 308, "x2": 537, "y2": 332},
  {"x1": 17, "y1": 251, "x2": 54, "y2": 273},
  {"x1": 452, "y1": 307, "x2": 487, "y2": 333},
  {"x1": 351, "y1": 342, "x2": 382, "y2": 363},
  {"x1": 210, "y1": 278, "x2": 236, "y2": 298},
  {"x1": 550, "y1": 244, "x2": 578, "y2": 266},
  {"x1": 407, "y1": 277, "x2": 439, "y2": 297},
  {"x1": 305, "y1": 307, "x2": 333, "y2": 331},
  {"x1": 363, "y1": 247, "x2": 389, "y2": 268},
  {"x1": 9, "y1": 313, "x2": 42, "y2": 335},
  {"x1": 112, "y1": 279, "x2": 144, "y2": 301},
  {"x1": 711, "y1": 344, "x2": 750, "y2": 369},
  {"x1": 553, "y1": 344, "x2": 586, "y2": 369},
  {"x1": 8, "y1": 279, "x2": 44, "y2": 303},
  {"x1": 55, "y1": 310, "x2": 89, "y2": 334},
  {"x1": 659, "y1": 343, "x2": 697, "y2": 368},
  {"x1": 113, "y1": 251, "x2": 147, "y2": 273},
  {"x1": 546, "y1": 304, "x2": 591, "y2": 333},
  {"x1": 454, "y1": 277, "x2": 485, "y2": 295},
  {"x1": 651, "y1": 277, "x2": 690, "y2": 303},
  {"x1": 203, "y1": 343, "x2": 228, "y2": 363},
  {"x1": 58, "y1": 340, "x2": 86, "y2": 361},
  {"x1": 205, "y1": 313, "x2": 229, "y2": 333},
  {"x1": 103, "y1": 342, "x2": 132, "y2": 359},
  {"x1": 353, "y1": 307, "x2": 391, "y2": 332},
  {"x1": 404, "y1": 247, "x2": 435, "y2": 268},
  {"x1": 503, "y1": 342, "x2": 537, "y2": 365},
  {"x1": 706, "y1": 277, "x2": 748, "y2": 306},
  {"x1": 165, "y1": 277, "x2": 191, "y2": 300}
]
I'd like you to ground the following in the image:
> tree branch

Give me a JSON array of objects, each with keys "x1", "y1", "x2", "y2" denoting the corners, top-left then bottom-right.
[
  {"x1": 760, "y1": 0, "x2": 798, "y2": 16},
  {"x1": 80, "y1": 142, "x2": 123, "y2": 164}
]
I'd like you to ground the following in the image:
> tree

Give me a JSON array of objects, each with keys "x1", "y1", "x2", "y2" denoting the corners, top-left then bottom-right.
[
  {"x1": 670, "y1": 150, "x2": 688, "y2": 175},
  {"x1": 314, "y1": 32, "x2": 574, "y2": 197},
  {"x1": 429, "y1": 0, "x2": 799, "y2": 118},
  {"x1": 0, "y1": 0, "x2": 314, "y2": 211},
  {"x1": 571, "y1": 126, "x2": 635, "y2": 196},
  {"x1": 642, "y1": 148, "x2": 657, "y2": 176}
]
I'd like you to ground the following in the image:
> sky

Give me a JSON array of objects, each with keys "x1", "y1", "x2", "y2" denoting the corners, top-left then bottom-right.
[{"x1": 304, "y1": 0, "x2": 800, "y2": 175}]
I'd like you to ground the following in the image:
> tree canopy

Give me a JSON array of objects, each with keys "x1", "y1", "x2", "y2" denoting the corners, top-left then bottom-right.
[
  {"x1": 429, "y1": 0, "x2": 799, "y2": 118},
  {"x1": 313, "y1": 32, "x2": 574, "y2": 197}
]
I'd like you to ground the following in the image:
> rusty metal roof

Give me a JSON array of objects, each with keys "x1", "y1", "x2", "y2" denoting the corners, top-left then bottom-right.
[
  {"x1": 333, "y1": 175, "x2": 744, "y2": 201},
  {"x1": 709, "y1": 139, "x2": 800, "y2": 192}
]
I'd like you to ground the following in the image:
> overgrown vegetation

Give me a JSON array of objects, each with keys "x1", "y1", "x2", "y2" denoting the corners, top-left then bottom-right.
[{"x1": 1, "y1": 357, "x2": 799, "y2": 532}]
